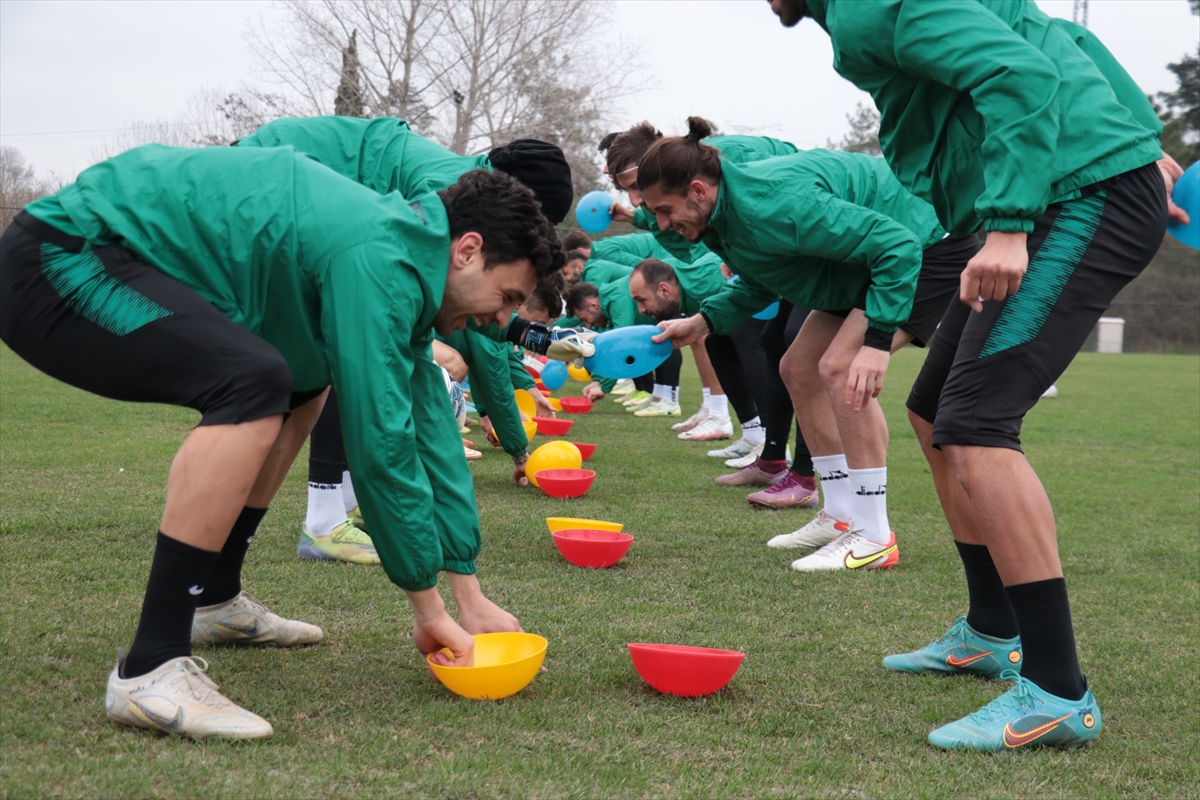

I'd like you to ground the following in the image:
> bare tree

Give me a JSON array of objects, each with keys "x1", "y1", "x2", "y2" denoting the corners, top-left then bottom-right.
[
  {"x1": 246, "y1": 0, "x2": 634, "y2": 189},
  {"x1": 826, "y1": 101, "x2": 882, "y2": 156},
  {"x1": 0, "y1": 146, "x2": 60, "y2": 230}
]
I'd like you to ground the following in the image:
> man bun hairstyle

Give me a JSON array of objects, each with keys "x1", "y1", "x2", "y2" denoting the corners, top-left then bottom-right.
[
  {"x1": 603, "y1": 121, "x2": 663, "y2": 179},
  {"x1": 632, "y1": 258, "x2": 678, "y2": 288},
  {"x1": 636, "y1": 116, "x2": 723, "y2": 196},
  {"x1": 439, "y1": 169, "x2": 564, "y2": 286},
  {"x1": 565, "y1": 282, "x2": 600, "y2": 316}
]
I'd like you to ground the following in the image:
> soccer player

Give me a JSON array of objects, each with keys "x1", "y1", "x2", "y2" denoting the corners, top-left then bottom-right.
[
  {"x1": 0, "y1": 145, "x2": 561, "y2": 740},
  {"x1": 237, "y1": 117, "x2": 578, "y2": 560},
  {"x1": 766, "y1": 0, "x2": 1177, "y2": 750},
  {"x1": 645, "y1": 118, "x2": 977, "y2": 572}
]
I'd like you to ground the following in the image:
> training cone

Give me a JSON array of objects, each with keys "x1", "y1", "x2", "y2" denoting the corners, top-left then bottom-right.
[
  {"x1": 584, "y1": 325, "x2": 674, "y2": 380},
  {"x1": 1167, "y1": 161, "x2": 1200, "y2": 249},
  {"x1": 525, "y1": 441, "x2": 582, "y2": 488},
  {"x1": 541, "y1": 361, "x2": 568, "y2": 391},
  {"x1": 575, "y1": 190, "x2": 614, "y2": 233},
  {"x1": 568, "y1": 364, "x2": 591, "y2": 382}
]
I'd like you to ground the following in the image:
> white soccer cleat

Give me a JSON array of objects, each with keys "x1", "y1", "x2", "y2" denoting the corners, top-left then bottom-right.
[
  {"x1": 790, "y1": 529, "x2": 899, "y2": 572},
  {"x1": 707, "y1": 437, "x2": 758, "y2": 460},
  {"x1": 634, "y1": 399, "x2": 681, "y2": 417},
  {"x1": 766, "y1": 510, "x2": 849, "y2": 549},
  {"x1": 192, "y1": 591, "x2": 324, "y2": 648},
  {"x1": 678, "y1": 415, "x2": 734, "y2": 441},
  {"x1": 610, "y1": 379, "x2": 635, "y2": 396},
  {"x1": 724, "y1": 442, "x2": 765, "y2": 467},
  {"x1": 106, "y1": 656, "x2": 273, "y2": 740},
  {"x1": 672, "y1": 405, "x2": 710, "y2": 432}
]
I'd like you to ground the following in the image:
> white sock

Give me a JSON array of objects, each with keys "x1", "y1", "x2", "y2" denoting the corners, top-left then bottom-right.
[
  {"x1": 812, "y1": 454, "x2": 852, "y2": 522},
  {"x1": 306, "y1": 481, "x2": 346, "y2": 538},
  {"x1": 708, "y1": 394, "x2": 729, "y2": 417},
  {"x1": 741, "y1": 416, "x2": 765, "y2": 446},
  {"x1": 653, "y1": 383, "x2": 667, "y2": 400},
  {"x1": 702, "y1": 388, "x2": 712, "y2": 408},
  {"x1": 668, "y1": 385, "x2": 679, "y2": 403},
  {"x1": 341, "y1": 470, "x2": 358, "y2": 513},
  {"x1": 849, "y1": 466, "x2": 891, "y2": 545}
]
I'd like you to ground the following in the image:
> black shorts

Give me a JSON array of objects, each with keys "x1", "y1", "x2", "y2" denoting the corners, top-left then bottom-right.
[
  {"x1": 0, "y1": 212, "x2": 297, "y2": 425},
  {"x1": 823, "y1": 235, "x2": 978, "y2": 347},
  {"x1": 907, "y1": 162, "x2": 1167, "y2": 451}
]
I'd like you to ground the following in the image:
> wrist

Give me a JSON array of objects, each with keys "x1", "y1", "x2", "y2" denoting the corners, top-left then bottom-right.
[
  {"x1": 404, "y1": 586, "x2": 447, "y2": 620},
  {"x1": 697, "y1": 312, "x2": 715, "y2": 334},
  {"x1": 862, "y1": 326, "x2": 894, "y2": 352}
]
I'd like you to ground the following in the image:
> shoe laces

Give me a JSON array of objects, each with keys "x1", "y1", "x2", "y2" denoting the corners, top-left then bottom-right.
[
  {"x1": 810, "y1": 529, "x2": 859, "y2": 557},
  {"x1": 163, "y1": 657, "x2": 233, "y2": 709},
  {"x1": 235, "y1": 592, "x2": 268, "y2": 615},
  {"x1": 331, "y1": 521, "x2": 372, "y2": 545},
  {"x1": 968, "y1": 672, "x2": 1035, "y2": 722},
  {"x1": 936, "y1": 616, "x2": 970, "y2": 645}
]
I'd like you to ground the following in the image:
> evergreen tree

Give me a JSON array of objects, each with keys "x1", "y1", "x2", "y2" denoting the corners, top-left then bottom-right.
[{"x1": 334, "y1": 30, "x2": 365, "y2": 118}]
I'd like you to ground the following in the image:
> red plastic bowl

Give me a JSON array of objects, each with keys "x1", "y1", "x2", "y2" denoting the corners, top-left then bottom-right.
[
  {"x1": 533, "y1": 417, "x2": 574, "y2": 436},
  {"x1": 535, "y1": 381, "x2": 550, "y2": 393},
  {"x1": 559, "y1": 397, "x2": 594, "y2": 415},
  {"x1": 552, "y1": 528, "x2": 632, "y2": 568},
  {"x1": 627, "y1": 643, "x2": 745, "y2": 697},
  {"x1": 536, "y1": 468, "x2": 595, "y2": 499},
  {"x1": 570, "y1": 442, "x2": 597, "y2": 461},
  {"x1": 524, "y1": 365, "x2": 541, "y2": 379}
]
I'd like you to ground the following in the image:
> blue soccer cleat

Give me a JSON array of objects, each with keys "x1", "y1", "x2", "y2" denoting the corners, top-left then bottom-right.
[{"x1": 883, "y1": 617, "x2": 1022, "y2": 679}]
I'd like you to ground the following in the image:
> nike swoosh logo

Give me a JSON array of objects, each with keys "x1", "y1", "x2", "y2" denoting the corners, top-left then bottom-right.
[
  {"x1": 218, "y1": 620, "x2": 260, "y2": 637},
  {"x1": 844, "y1": 545, "x2": 897, "y2": 569},
  {"x1": 946, "y1": 652, "x2": 990, "y2": 668},
  {"x1": 134, "y1": 701, "x2": 183, "y2": 731},
  {"x1": 1002, "y1": 713, "x2": 1072, "y2": 748},
  {"x1": 188, "y1": 586, "x2": 203, "y2": 596}
]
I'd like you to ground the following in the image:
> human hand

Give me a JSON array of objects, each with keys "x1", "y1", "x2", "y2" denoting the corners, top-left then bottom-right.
[
  {"x1": 846, "y1": 346, "x2": 890, "y2": 411},
  {"x1": 610, "y1": 203, "x2": 635, "y2": 224},
  {"x1": 512, "y1": 454, "x2": 529, "y2": 487},
  {"x1": 1158, "y1": 154, "x2": 1189, "y2": 225},
  {"x1": 480, "y1": 416, "x2": 501, "y2": 447},
  {"x1": 447, "y1": 572, "x2": 523, "y2": 635},
  {"x1": 431, "y1": 340, "x2": 469, "y2": 383},
  {"x1": 532, "y1": 390, "x2": 556, "y2": 419},
  {"x1": 960, "y1": 231, "x2": 1028, "y2": 312},
  {"x1": 652, "y1": 314, "x2": 708, "y2": 348},
  {"x1": 406, "y1": 587, "x2": 475, "y2": 667},
  {"x1": 583, "y1": 382, "x2": 605, "y2": 400},
  {"x1": 719, "y1": 262, "x2": 733, "y2": 281}
]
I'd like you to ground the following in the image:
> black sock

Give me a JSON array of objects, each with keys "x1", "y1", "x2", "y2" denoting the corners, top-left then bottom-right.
[
  {"x1": 1006, "y1": 578, "x2": 1087, "y2": 700},
  {"x1": 955, "y1": 541, "x2": 1019, "y2": 639},
  {"x1": 198, "y1": 506, "x2": 268, "y2": 607},
  {"x1": 122, "y1": 533, "x2": 220, "y2": 679}
]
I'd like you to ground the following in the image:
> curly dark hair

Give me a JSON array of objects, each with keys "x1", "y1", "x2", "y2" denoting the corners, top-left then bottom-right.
[{"x1": 439, "y1": 169, "x2": 564, "y2": 284}]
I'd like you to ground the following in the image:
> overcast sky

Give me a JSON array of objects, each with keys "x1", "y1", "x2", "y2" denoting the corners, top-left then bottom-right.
[{"x1": 2, "y1": 0, "x2": 1197, "y2": 181}]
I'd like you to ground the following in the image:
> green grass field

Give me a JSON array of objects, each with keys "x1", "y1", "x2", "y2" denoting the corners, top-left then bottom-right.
[{"x1": 2, "y1": 344, "x2": 1197, "y2": 798}]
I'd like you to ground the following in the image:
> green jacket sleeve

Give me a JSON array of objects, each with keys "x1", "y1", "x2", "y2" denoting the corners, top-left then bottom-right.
[
  {"x1": 457, "y1": 330, "x2": 528, "y2": 458},
  {"x1": 700, "y1": 276, "x2": 780, "y2": 336},
  {"x1": 892, "y1": 2, "x2": 1062, "y2": 233},
  {"x1": 509, "y1": 349, "x2": 536, "y2": 391},
  {"x1": 1053, "y1": 19, "x2": 1163, "y2": 136},
  {"x1": 322, "y1": 244, "x2": 476, "y2": 592}
]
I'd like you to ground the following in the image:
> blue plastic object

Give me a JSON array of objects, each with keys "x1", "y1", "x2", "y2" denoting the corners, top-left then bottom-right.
[
  {"x1": 753, "y1": 301, "x2": 780, "y2": 320},
  {"x1": 1167, "y1": 162, "x2": 1200, "y2": 250},
  {"x1": 576, "y1": 190, "x2": 614, "y2": 233},
  {"x1": 584, "y1": 325, "x2": 674, "y2": 380},
  {"x1": 540, "y1": 360, "x2": 568, "y2": 391}
]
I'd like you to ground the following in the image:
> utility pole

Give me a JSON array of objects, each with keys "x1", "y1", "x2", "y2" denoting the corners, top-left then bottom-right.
[{"x1": 1073, "y1": 0, "x2": 1089, "y2": 28}]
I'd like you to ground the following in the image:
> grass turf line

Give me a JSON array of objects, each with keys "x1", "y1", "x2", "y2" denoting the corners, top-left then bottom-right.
[{"x1": 1, "y1": 344, "x2": 1197, "y2": 798}]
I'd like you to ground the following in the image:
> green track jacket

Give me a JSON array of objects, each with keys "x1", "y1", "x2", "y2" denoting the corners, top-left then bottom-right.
[
  {"x1": 803, "y1": 0, "x2": 1162, "y2": 236},
  {"x1": 27, "y1": 144, "x2": 478, "y2": 593},
  {"x1": 697, "y1": 150, "x2": 944, "y2": 337},
  {"x1": 238, "y1": 115, "x2": 529, "y2": 455}
]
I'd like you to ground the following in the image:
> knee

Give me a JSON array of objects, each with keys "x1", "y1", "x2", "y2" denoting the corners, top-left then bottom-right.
[{"x1": 817, "y1": 350, "x2": 848, "y2": 392}]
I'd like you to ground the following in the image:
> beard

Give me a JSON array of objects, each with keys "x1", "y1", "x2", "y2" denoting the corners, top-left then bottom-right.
[{"x1": 773, "y1": 0, "x2": 806, "y2": 27}]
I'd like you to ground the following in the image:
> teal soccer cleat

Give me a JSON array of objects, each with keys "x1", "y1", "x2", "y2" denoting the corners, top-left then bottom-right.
[
  {"x1": 928, "y1": 671, "x2": 1101, "y2": 751},
  {"x1": 883, "y1": 617, "x2": 1022, "y2": 679}
]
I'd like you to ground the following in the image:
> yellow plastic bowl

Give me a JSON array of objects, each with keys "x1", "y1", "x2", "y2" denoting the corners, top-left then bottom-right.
[
  {"x1": 494, "y1": 419, "x2": 538, "y2": 446},
  {"x1": 546, "y1": 517, "x2": 624, "y2": 534},
  {"x1": 547, "y1": 397, "x2": 563, "y2": 412},
  {"x1": 426, "y1": 633, "x2": 548, "y2": 700},
  {"x1": 514, "y1": 389, "x2": 537, "y2": 420}
]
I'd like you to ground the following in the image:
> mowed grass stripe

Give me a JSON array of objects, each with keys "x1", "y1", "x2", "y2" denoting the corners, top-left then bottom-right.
[{"x1": 1, "y1": 344, "x2": 1196, "y2": 798}]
